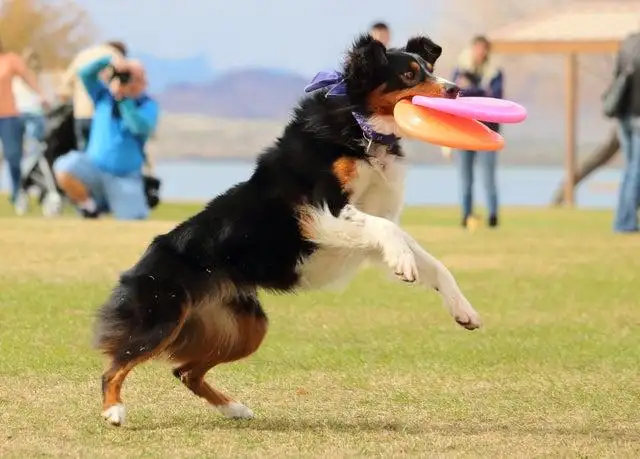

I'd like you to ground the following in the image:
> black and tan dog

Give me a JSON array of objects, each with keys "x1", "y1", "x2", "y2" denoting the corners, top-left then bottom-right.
[{"x1": 95, "y1": 33, "x2": 481, "y2": 426}]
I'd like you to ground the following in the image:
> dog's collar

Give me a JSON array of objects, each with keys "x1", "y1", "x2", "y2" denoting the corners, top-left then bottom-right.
[
  {"x1": 351, "y1": 111, "x2": 399, "y2": 146},
  {"x1": 305, "y1": 70, "x2": 400, "y2": 147}
]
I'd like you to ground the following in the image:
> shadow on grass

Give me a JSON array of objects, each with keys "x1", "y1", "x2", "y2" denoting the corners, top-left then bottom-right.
[{"x1": 127, "y1": 416, "x2": 638, "y2": 441}]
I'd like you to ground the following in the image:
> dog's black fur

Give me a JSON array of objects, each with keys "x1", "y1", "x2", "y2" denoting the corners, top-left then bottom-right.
[{"x1": 95, "y1": 33, "x2": 460, "y2": 425}]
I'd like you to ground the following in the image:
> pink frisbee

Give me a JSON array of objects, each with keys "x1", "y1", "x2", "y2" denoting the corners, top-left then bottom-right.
[{"x1": 412, "y1": 96, "x2": 527, "y2": 124}]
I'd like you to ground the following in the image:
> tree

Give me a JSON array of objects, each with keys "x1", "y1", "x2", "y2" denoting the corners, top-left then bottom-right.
[
  {"x1": 0, "y1": 0, "x2": 95, "y2": 69},
  {"x1": 550, "y1": 129, "x2": 620, "y2": 206}
]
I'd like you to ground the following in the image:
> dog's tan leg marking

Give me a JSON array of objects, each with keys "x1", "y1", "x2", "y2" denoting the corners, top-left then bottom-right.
[
  {"x1": 332, "y1": 157, "x2": 358, "y2": 191},
  {"x1": 172, "y1": 312, "x2": 267, "y2": 419},
  {"x1": 101, "y1": 306, "x2": 189, "y2": 426}
]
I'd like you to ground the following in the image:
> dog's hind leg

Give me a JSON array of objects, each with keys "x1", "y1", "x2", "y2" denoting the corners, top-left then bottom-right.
[
  {"x1": 99, "y1": 310, "x2": 188, "y2": 426},
  {"x1": 172, "y1": 363, "x2": 256, "y2": 419},
  {"x1": 95, "y1": 275, "x2": 189, "y2": 426},
  {"x1": 169, "y1": 297, "x2": 268, "y2": 419}
]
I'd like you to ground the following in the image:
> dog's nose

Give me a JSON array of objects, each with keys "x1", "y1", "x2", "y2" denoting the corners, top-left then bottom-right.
[{"x1": 443, "y1": 82, "x2": 459, "y2": 99}]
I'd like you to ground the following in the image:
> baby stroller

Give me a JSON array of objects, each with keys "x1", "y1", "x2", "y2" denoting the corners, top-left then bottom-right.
[{"x1": 15, "y1": 103, "x2": 77, "y2": 217}]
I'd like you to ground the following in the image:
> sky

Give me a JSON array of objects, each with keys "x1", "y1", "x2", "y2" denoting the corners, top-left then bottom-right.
[{"x1": 77, "y1": 0, "x2": 440, "y2": 76}]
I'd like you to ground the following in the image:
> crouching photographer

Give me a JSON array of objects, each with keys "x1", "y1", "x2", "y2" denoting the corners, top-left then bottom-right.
[{"x1": 53, "y1": 55, "x2": 160, "y2": 219}]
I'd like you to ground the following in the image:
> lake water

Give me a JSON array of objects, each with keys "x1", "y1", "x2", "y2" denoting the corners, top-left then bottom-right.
[
  {"x1": 153, "y1": 160, "x2": 621, "y2": 209},
  {"x1": 0, "y1": 159, "x2": 622, "y2": 209}
]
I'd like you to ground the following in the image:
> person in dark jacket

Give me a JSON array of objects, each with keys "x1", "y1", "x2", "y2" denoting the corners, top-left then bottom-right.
[
  {"x1": 369, "y1": 21, "x2": 391, "y2": 47},
  {"x1": 612, "y1": 31, "x2": 640, "y2": 233},
  {"x1": 451, "y1": 35, "x2": 504, "y2": 229}
]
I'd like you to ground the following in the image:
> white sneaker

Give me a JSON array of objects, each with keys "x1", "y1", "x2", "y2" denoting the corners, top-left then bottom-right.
[
  {"x1": 41, "y1": 192, "x2": 63, "y2": 217},
  {"x1": 14, "y1": 191, "x2": 29, "y2": 216}
]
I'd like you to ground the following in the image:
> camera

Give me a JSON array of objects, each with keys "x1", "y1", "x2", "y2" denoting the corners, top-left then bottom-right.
[{"x1": 106, "y1": 64, "x2": 132, "y2": 85}]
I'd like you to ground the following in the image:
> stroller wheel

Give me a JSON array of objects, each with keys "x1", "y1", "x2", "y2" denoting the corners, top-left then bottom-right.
[
  {"x1": 14, "y1": 190, "x2": 29, "y2": 216},
  {"x1": 41, "y1": 192, "x2": 63, "y2": 218}
]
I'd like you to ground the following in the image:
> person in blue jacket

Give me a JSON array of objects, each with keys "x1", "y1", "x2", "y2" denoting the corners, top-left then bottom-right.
[
  {"x1": 451, "y1": 35, "x2": 504, "y2": 229},
  {"x1": 54, "y1": 55, "x2": 159, "y2": 220}
]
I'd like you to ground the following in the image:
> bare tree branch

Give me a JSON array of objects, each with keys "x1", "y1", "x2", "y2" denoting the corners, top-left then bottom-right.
[{"x1": 0, "y1": 0, "x2": 96, "y2": 68}]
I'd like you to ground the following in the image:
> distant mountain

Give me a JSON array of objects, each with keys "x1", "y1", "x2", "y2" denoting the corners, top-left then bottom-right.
[
  {"x1": 132, "y1": 52, "x2": 215, "y2": 93},
  {"x1": 155, "y1": 68, "x2": 310, "y2": 119}
]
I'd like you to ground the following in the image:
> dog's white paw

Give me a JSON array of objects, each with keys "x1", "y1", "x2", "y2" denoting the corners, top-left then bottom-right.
[
  {"x1": 102, "y1": 403, "x2": 126, "y2": 426},
  {"x1": 379, "y1": 226, "x2": 418, "y2": 283},
  {"x1": 450, "y1": 296, "x2": 481, "y2": 330},
  {"x1": 216, "y1": 402, "x2": 254, "y2": 419},
  {"x1": 384, "y1": 242, "x2": 418, "y2": 283}
]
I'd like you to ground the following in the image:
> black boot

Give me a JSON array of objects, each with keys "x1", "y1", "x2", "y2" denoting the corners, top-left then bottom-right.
[{"x1": 488, "y1": 215, "x2": 499, "y2": 228}]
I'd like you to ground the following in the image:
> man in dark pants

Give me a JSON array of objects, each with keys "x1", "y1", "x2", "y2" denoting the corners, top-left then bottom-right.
[{"x1": 611, "y1": 31, "x2": 640, "y2": 233}]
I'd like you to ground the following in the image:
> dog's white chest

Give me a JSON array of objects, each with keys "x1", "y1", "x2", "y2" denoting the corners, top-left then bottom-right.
[
  {"x1": 295, "y1": 146, "x2": 406, "y2": 291},
  {"x1": 350, "y1": 146, "x2": 405, "y2": 222}
]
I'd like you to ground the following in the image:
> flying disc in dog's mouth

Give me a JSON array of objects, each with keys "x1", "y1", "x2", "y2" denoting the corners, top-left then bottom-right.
[
  {"x1": 393, "y1": 94, "x2": 527, "y2": 150},
  {"x1": 393, "y1": 100, "x2": 505, "y2": 151}
]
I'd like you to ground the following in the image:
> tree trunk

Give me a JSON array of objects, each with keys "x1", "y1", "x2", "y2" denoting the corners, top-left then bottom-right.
[{"x1": 551, "y1": 128, "x2": 620, "y2": 206}]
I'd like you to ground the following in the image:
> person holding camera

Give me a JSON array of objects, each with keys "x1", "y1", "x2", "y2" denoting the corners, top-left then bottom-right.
[
  {"x1": 53, "y1": 55, "x2": 159, "y2": 220},
  {"x1": 58, "y1": 41, "x2": 127, "y2": 151}
]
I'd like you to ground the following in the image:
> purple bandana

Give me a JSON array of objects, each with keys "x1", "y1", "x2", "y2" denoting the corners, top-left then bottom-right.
[
  {"x1": 305, "y1": 70, "x2": 399, "y2": 146},
  {"x1": 304, "y1": 70, "x2": 347, "y2": 96}
]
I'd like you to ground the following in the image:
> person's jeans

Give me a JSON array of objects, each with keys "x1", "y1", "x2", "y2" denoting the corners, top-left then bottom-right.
[
  {"x1": 21, "y1": 113, "x2": 45, "y2": 143},
  {"x1": 0, "y1": 116, "x2": 25, "y2": 202},
  {"x1": 456, "y1": 150, "x2": 498, "y2": 220},
  {"x1": 613, "y1": 116, "x2": 640, "y2": 232},
  {"x1": 53, "y1": 150, "x2": 149, "y2": 220},
  {"x1": 74, "y1": 118, "x2": 92, "y2": 151}
]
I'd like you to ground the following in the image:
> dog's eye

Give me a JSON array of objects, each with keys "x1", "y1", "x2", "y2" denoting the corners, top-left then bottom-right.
[{"x1": 402, "y1": 71, "x2": 415, "y2": 80}]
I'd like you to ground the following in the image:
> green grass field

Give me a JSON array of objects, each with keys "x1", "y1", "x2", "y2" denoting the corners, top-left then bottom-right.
[{"x1": 1, "y1": 199, "x2": 639, "y2": 458}]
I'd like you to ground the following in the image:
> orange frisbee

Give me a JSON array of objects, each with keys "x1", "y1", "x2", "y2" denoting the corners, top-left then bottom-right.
[{"x1": 393, "y1": 100, "x2": 505, "y2": 151}]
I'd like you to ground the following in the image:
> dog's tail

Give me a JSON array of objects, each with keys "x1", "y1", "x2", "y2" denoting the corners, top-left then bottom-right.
[{"x1": 93, "y1": 272, "x2": 189, "y2": 363}]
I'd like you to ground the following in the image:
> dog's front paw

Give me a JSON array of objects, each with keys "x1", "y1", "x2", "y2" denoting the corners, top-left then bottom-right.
[
  {"x1": 455, "y1": 309, "x2": 481, "y2": 330},
  {"x1": 384, "y1": 241, "x2": 418, "y2": 283},
  {"x1": 448, "y1": 296, "x2": 481, "y2": 330}
]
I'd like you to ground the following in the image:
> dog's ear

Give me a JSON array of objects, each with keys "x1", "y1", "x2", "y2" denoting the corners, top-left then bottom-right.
[
  {"x1": 404, "y1": 36, "x2": 442, "y2": 67},
  {"x1": 344, "y1": 33, "x2": 389, "y2": 77}
]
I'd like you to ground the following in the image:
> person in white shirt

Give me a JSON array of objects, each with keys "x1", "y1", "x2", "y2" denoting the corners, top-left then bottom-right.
[{"x1": 12, "y1": 48, "x2": 46, "y2": 148}]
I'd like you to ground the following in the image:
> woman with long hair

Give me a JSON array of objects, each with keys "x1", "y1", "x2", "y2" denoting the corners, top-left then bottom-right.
[{"x1": 451, "y1": 35, "x2": 504, "y2": 229}]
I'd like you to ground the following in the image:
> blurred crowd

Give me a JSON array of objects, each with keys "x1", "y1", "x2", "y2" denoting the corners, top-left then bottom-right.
[{"x1": 2, "y1": 21, "x2": 637, "y2": 231}]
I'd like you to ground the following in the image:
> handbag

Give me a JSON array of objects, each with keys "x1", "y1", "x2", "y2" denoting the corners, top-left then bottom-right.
[
  {"x1": 143, "y1": 173, "x2": 161, "y2": 209},
  {"x1": 140, "y1": 149, "x2": 161, "y2": 209}
]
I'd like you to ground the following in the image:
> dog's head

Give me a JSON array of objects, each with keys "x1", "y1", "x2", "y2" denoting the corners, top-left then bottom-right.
[{"x1": 342, "y1": 34, "x2": 457, "y2": 116}]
